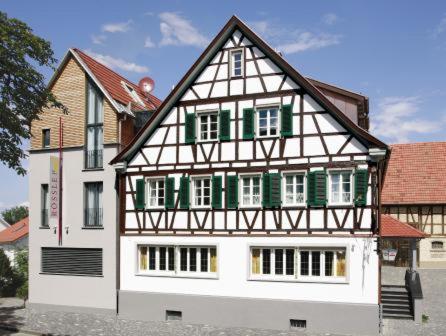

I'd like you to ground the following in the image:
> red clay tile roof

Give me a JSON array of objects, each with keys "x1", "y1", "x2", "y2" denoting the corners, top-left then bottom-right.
[
  {"x1": 382, "y1": 142, "x2": 446, "y2": 205},
  {"x1": 381, "y1": 214, "x2": 425, "y2": 238},
  {"x1": 73, "y1": 48, "x2": 162, "y2": 111},
  {"x1": 0, "y1": 217, "x2": 29, "y2": 243}
]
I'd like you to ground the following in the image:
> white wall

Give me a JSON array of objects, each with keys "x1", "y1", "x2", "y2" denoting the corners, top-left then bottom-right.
[
  {"x1": 28, "y1": 147, "x2": 118, "y2": 311},
  {"x1": 120, "y1": 236, "x2": 378, "y2": 305}
]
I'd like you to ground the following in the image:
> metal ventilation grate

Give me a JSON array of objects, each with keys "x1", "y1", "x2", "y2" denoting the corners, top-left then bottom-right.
[
  {"x1": 41, "y1": 247, "x2": 103, "y2": 276},
  {"x1": 166, "y1": 310, "x2": 182, "y2": 321},
  {"x1": 290, "y1": 319, "x2": 306, "y2": 329}
]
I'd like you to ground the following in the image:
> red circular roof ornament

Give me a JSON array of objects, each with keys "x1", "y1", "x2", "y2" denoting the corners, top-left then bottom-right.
[{"x1": 138, "y1": 77, "x2": 155, "y2": 96}]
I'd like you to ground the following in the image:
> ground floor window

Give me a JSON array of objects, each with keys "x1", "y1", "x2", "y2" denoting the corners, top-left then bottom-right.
[
  {"x1": 138, "y1": 245, "x2": 217, "y2": 277},
  {"x1": 250, "y1": 246, "x2": 347, "y2": 281}
]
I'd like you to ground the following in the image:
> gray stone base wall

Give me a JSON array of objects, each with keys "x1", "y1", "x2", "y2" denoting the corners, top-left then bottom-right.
[
  {"x1": 27, "y1": 302, "x2": 116, "y2": 316},
  {"x1": 118, "y1": 290, "x2": 379, "y2": 335}
]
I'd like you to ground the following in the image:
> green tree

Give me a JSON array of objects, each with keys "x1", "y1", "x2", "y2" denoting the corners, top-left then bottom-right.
[
  {"x1": 0, "y1": 11, "x2": 67, "y2": 175},
  {"x1": 1, "y1": 205, "x2": 28, "y2": 224},
  {"x1": 15, "y1": 249, "x2": 28, "y2": 303},
  {"x1": 0, "y1": 248, "x2": 15, "y2": 297}
]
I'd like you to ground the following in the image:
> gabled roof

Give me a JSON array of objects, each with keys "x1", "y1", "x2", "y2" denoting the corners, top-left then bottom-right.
[
  {"x1": 111, "y1": 15, "x2": 387, "y2": 164},
  {"x1": 381, "y1": 214, "x2": 425, "y2": 238},
  {"x1": 47, "y1": 48, "x2": 161, "y2": 116},
  {"x1": 382, "y1": 142, "x2": 446, "y2": 205},
  {"x1": 0, "y1": 217, "x2": 29, "y2": 244},
  {"x1": 73, "y1": 49, "x2": 162, "y2": 111}
]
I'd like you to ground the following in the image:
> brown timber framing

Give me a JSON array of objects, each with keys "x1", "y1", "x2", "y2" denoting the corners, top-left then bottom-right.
[{"x1": 110, "y1": 15, "x2": 386, "y2": 166}]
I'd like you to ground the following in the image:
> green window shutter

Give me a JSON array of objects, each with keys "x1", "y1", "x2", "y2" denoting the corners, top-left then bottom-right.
[
  {"x1": 270, "y1": 173, "x2": 281, "y2": 208},
  {"x1": 307, "y1": 171, "x2": 326, "y2": 207},
  {"x1": 179, "y1": 176, "x2": 190, "y2": 209},
  {"x1": 242, "y1": 108, "x2": 255, "y2": 140},
  {"x1": 354, "y1": 169, "x2": 369, "y2": 206},
  {"x1": 165, "y1": 177, "x2": 175, "y2": 209},
  {"x1": 280, "y1": 104, "x2": 293, "y2": 137},
  {"x1": 135, "y1": 179, "x2": 145, "y2": 209},
  {"x1": 185, "y1": 113, "x2": 195, "y2": 144},
  {"x1": 212, "y1": 176, "x2": 223, "y2": 209},
  {"x1": 226, "y1": 175, "x2": 238, "y2": 209},
  {"x1": 262, "y1": 173, "x2": 271, "y2": 208},
  {"x1": 219, "y1": 110, "x2": 231, "y2": 141}
]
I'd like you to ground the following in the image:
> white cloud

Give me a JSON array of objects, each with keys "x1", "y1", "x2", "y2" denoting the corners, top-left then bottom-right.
[
  {"x1": 85, "y1": 50, "x2": 149, "y2": 74},
  {"x1": 370, "y1": 96, "x2": 442, "y2": 143},
  {"x1": 159, "y1": 12, "x2": 208, "y2": 48},
  {"x1": 433, "y1": 14, "x2": 446, "y2": 38},
  {"x1": 248, "y1": 20, "x2": 341, "y2": 54},
  {"x1": 102, "y1": 20, "x2": 132, "y2": 33},
  {"x1": 322, "y1": 13, "x2": 338, "y2": 25},
  {"x1": 144, "y1": 36, "x2": 155, "y2": 48},
  {"x1": 91, "y1": 34, "x2": 106, "y2": 45},
  {"x1": 276, "y1": 32, "x2": 341, "y2": 54}
]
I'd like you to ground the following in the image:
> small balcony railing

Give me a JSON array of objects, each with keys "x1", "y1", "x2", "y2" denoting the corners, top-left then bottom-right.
[
  {"x1": 41, "y1": 209, "x2": 49, "y2": 227},
  {"x1": 84, "y1": 208, "x2": 103, "y2": 227},
  {"x1": 85, "y1": 149, "x2": 103, "y2": 169}
]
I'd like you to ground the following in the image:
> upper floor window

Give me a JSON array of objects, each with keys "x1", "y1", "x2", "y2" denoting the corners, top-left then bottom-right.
[
  {"x1": 432, "y1": 241, "x2": 444, "y2": 250},
  {"x1": 328, "y1": 171, "x2": 353, "y2": 205},
  {"x1": 41, "y1": 184, "x2": 49, "y2": 227},
  {"x1": 257, "y1": 106, "x2": 278, "y2": 137},
  {"x1": 198, "y1": 112, "x2": 218, "y2": 141},
  {"x1": 192, "y1": 176, "x2": 211, "y2": 208},
  {"x1": 230, "y1": 49, "x2": 243, "y2": 77},
  {"x1": 148, "y1": 178, "x2": 165, "y2": 209},
  {"x1": 283, "y1": 173, "x2": 305, "y2": 206},
  {"x1": 85, "y1": 82, "x2": 103, "y2": 169},
  {"x1": 241, "y1": 175, "x2": 261, "y2": 207},
  {"x1": 84, "y1": 182, "x2": 103, "y2": 227},
  {"x1": 42, "y1": 129, "x2": 50, "y2": 148}
]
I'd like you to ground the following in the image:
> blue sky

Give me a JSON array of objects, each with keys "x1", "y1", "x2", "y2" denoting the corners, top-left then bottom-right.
[{"x1": 1, "y1": 0, "x2": 446, "y2": 211}]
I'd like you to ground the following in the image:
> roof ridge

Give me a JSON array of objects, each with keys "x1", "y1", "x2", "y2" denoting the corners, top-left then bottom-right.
[{"x1": 391, "y1": 141, "x2": 446, "y2": 146}]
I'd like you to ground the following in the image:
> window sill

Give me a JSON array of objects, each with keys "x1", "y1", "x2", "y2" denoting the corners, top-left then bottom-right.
[
  {"x1": 248, "y1": 276, "x2": 348, "y2": 284},
  {"x1": 239, "y1": 206, "x2": 262, "y2": 210},
  {"x1": 146, "y1": 207, "x2": 166, "y2": 211},
  {"x1": 282, "y1": 204, "x2": 306, "y2": 209},
  {"x1": 255, "y1": 135, "x2": 280, "y2": 140},
  {"x1": 39, "y1": 226, "x2": 50, "y2": 229},
  {"x1": 81, "y1": 226, "x2": 104, "y2": 230},
  {"x1": 39, "y1": 272, "x2": 103, "y2": 277},
  {"x1": 327, "y1": 204, "x2": 354, "y2": 208},
  {"x1": 82, "y1": 168, "x2": 104, "y2": 172},
  {"x1": 197, "y1": 139, "x2": 219, "y2": 144},
  {"x1": 136, "y1": 272, "x2": 218, "y2": 280},
  {"x1": 191, "y1": 206, "x2": 212, "y2": 210}
]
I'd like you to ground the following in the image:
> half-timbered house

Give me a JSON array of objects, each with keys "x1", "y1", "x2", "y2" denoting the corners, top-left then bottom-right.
[
  {"x1": 111, "y1": 16, "x2": 388, "y2": 335},
  {"x1": 382, "y1": 142, "x2": 446, "y2": 268}
]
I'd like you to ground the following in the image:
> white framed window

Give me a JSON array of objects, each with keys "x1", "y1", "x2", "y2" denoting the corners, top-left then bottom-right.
[
  {"x1": 251, "y1": 248, "x2": 295, "y2": 278},
  {"x1": 179, "y1": 246, "x2": 218, "y2": 274},
  {"x1": 197, "y1": 112, "x2": 218, "y2": 141},
  {"x1": 147, "y1": 178, "x2": 165, "y2": 209},
  {"x1": 328, "y1": 170, "x2": 353, "y2": 205},
  {"x1": 230, "y1": 49, "x2": 243, "y2": 77},
  {"x1": 299, "y1": 248, "x2": 346, "y2": 279},
  {"x1": 249, "y1": 246, "x2": 347, "y2": 283},
  {"x1": 240, "y1": 174, "x2": 261, "y2": 207},
  {"x1": 192, "y1": 176, "x2": 211, "y2": 208},
  {"x1": 432, "y1": 241, "x2": 444, "y2": 250},
  {"x1": 283, "y1": 172, "x2": 306, "y2": 206},
  {"x1": 138, "y1": 245, "x2": 218, "y2": 278},
  {"x1": 138, "y1": 245, "x2": 175, "y2": 274},
  {"x1": 256, "y1": 106, "x2": 279, "y2": 138}
]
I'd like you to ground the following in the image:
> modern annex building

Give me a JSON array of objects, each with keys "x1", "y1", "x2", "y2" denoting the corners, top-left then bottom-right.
[
  {"x1": 28, "y1": 48, "x2": 160, "y2": 314},
  {"x1": 111, "y1": 16, "x2": 388, "y2": 335}
]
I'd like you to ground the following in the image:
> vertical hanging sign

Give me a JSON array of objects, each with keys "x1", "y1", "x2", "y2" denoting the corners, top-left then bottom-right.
[{"x1": 49, "y1": 156, "x2": 59, "y2": 219}]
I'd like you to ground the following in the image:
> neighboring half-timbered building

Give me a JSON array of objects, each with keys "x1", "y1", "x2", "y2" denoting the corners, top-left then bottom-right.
[
  {"x1": 111, "y1": 16, "x2": 388, "y2": 335},
  {"x1": 382, "y1": 142, "x2": 446, "y2": 268}
]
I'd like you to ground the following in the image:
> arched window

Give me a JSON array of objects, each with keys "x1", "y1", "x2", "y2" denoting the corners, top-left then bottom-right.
[{"x1": 432, "y1": 241, "x2": 444, "y2": 250}]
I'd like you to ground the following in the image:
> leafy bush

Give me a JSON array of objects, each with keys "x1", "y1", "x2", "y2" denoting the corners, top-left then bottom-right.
[
  {"x1": 14, "y1": 249, "x2": 28, "y2": 301},
  {"x1": 0, "y1": 248, "x2": 16, "y2": 296}
]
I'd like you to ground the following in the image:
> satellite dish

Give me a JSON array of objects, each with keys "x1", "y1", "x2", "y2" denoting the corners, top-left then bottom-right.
[{"x1": 138, "y1": 77, "x2": 155, "y2": 96}]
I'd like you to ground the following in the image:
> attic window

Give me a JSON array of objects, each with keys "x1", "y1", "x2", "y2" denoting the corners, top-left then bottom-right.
[
  {"x1": 122, "y1": 82, "x2": 145, "y2": 107},
  {"x1": 230, "y1": 49, "x2": 243, "y2": 77}
]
